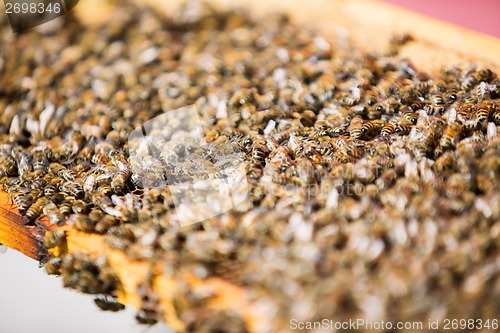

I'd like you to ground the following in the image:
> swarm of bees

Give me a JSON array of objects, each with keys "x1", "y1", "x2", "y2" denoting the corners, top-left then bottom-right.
[{"x1": 0, "y1": 1, "x2": 499, "y2": 332}]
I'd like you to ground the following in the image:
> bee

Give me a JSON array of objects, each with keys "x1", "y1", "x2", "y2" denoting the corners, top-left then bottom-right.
[
  {"x1": 402, "y1": 111, "x2": 419, "y2": 124},
  {"x1": 348, "y1": 116, "x2": 364, "y2": 139},
  {"x1": 95, "y1": 215, "x2": 119, "y2": 234},
  {"x1": 251, "y1": 140, "x2": 269, "y2": 166},
  {"x1": 12, "y1": 191, "x2": 33, "y2": 214},
  {"x1": 474, "y1": 101, "x2": 495, "y2": 123},
  {"x1": 72, "y1": 199, "x2": 89, "y2": 214},
  {"x1": 394, "y1": 123, "x2": 413, "y2": 135},
  {"x1": 435, "y1": 121, "x2": 463, "y2": 156},
  {"x1": 44, "y1": 183, "x2": 58, "y2": 196},
  {"x1": 363, "y1": 90, "x2": 379, "y2": 106},
  {"x1": 97, "y1": 184, "x2": 113, "y2": 196},
  {"x1": 442, "y1": 89, "x2": 459, "y2": 104},
  {"x1": 32, "y1": 149, "x2": 49, "y2": 174},
  {"x1": 68, "y1": 213, "x2": 96, "y2": 233},
  {"x1": 60, "y1": 196, "x2": 75, "y2": 216},
  {"x1": 361, "y1": 119, "x2": 384, "y2": 138},
  {"x1": 228, "y1": 89, "x2": 255, "y2": 108},
  {"x1": 492, "y1": 105, "x2": 500, "y2": 125},
  {"x1": 43, "y1": 229, "x2": 67, "y2": 249},
  {"x1": 380, "y1": 122, "x2": 396, "y2": 136},
  {"x1": 433, "y1": 151, "x2": 456, "y2": 175},
  {"x1": 475, "y1": 68, "x2": 493, "y2": 82},
  {"x1": 43, "y1": 201, "x2": 65, "y2": 225},
  {"x1": 50, "y1": 163, "x2": 77, "y2": 181},
  {"x1": 409, "y1": 100, "x2": 427, "y2": 111},
  {"x1": 91, "y1": 152, "x2": 109, "y2": 165},
  {"x1": 44, "y1": 257, "x2": 63, "y2": 275},
  {"x1": 92, "y1": 192, "x2": 116, "y2": 215},
  {"x1": 110, "y1": 161, "x2": 131, "y2": 194},
  {"x1": 25, "y1": 197, "x2": 48, "y2": 223},
  {"x1": 60, "y1": 181, "x2": 84, "y2": 198},
  {"x1": 135, "y1": 310, "x2": 159, "y2": 325},
  {"x1": 94, "y1": 295, "x2": 125, "y2": 312}
]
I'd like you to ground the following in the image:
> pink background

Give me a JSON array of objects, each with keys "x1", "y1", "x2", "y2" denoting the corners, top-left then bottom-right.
[{"x1": 382, "y1": 0, "x2": 500, "y2": 38}]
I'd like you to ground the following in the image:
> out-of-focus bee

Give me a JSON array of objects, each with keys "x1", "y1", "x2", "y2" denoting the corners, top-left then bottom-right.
[
  {"x1": 94, "y1": 295, "x2": 125, "y2": 312},
  {"x1": 476, "y1": 68, "x2": 493, "y2": 82},
  {"x1": 43, "y1": 201, "x2": 65, "y2": 225},
  {"x1": 409, "y1": 100, "x2": 427, "y2": 111},
  {"x1": 228, "y1": 89, "x2": 255, "y2": 108},
  {"x1": 363, "y1": 90, "x2": 379, "y2": 106},
  {"x1": 433, "y1": 151, "x2": 456, "y2": 175},
  {"x1": 44, "y1": 257, "x2": 62, "y2": 275},
  {"x1": 97, "y1": 184, "x2": 113, "y2": 196},
  {"x1": 43, "y1": 229, "x2": 67, "y2": 249},
  {"x1": 135, "y1": 310, "x2": 158, "y2": 325},
  {"x1": 60, "y1": 196, "x2": 75, "y2": 216},
  {"x1": 26, "y1": 197, "x2": 48, "y2": 223},
  {"x1": 95, "y1": 215, "x2": 119, "y2": 234},
  {"x1": 492, "y1": 104, "x2": 500, "y2": 125},
  {"x1": 68, "y1": 213, "x2": 96, "y2": 233},
  {"x1": 72, "y1": 199, "x2": 89, "y2": 214},
  {"x1": 442, "y1": 89, "x2": 459, "y2": 104},
  {"x1": 247, "y1": 166, "x2": 263, "y2": 181},
  {"x1": 92, "y1": 192, "x2": 116, "y2": 215}
]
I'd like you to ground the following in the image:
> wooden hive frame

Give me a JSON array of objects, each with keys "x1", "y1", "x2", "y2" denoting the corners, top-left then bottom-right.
[{"x1": 1, "y1": 0, "x2": 500, "y2": 332}]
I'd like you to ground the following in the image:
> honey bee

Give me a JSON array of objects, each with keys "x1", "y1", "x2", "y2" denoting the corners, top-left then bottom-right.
[
  {"x1": 94, "y1": 295, "x2": 125, "y2": 312},
  {"x1": 43, "y1": 201, "x2": 65, "y2": 225},
  {"x1": 135, "y1": 310, "x2": 158, "y2": 325},
  {"x1": 43, "y1": 183, "x2": 58, "y2": 196},
  {"x1": 473, "y1": 101, "x2": 495, "y2": 123},
  {"x1": 110, "y1": 161, "x2": 132, "y2": 194},
  {"x1": 95, "y1": 215, "x2": 119, "y2": 234},
  {"x1": 43, "y1": 229, "x2": 67, "y2": 249},
  {"x1": 361, "y1": 119, "x2": 384, "y2": 138},
  {"x1": 32, "y1": 149, "x2": 49, "y2": 174},
  {"x1": 348, "y1": 115, "x2": 364, "y2": 139},
  {"x1": 363, "y1": 90, "x2": 379, "y2": 106},
  {"x1": 72, "y1": 199, "x2": 89, "y2": 214},
  {"x1": 402, "y1": 111, "x2": 419, "y2": 124},
  {"x1": 60, "y1": 181, "x2": 84, "y2": 198},
  {"x1": 60, "y1": 196, "x2": 75, "y2": 216},
  {"x1": 380, "y1": 122, "x2": 396, "y2": 136},
  {"x1": 435, "y1": 121, "x2": 463, "y2": 156},
  {"x1": 68, "y1": 213, "x2": 97, "y2": 233},
  {"x1": 394, "y1": 123, "x2": 413, "y2": 135},
  {"x1": 12, "y1": 191, "x2": 33, "y2": 215},
  {"x1": 26, "y1": 197, "x2": 48, "y2": 223},
  {"x1": 44, "y1": 257, "x2": 62, "y2": 275}
]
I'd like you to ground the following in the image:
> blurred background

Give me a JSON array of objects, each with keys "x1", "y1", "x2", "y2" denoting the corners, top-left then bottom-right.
[
  {"x1": 382, "y1": 0, "x2": 500, "y2": 38},
  {"x1": 0, "y1": 249, "x2": 172, "y2": 333}
]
